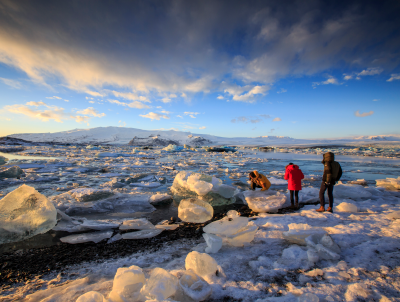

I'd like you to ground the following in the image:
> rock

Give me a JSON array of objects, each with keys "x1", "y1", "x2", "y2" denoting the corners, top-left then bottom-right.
[
  {"x1": 203, "y1": 233, "x2": 223, "y2": 253},
  {"x1": 185, "y1": 251, "x2": 218, "y2": 280},
  {"x1": 119, "y1": 218, "x2": 155, "y2": 230},
  {"x1": 60, "y1": 230, "x2": 113, "y2": 244},
  {"x1": 69, "y1": 188, "x2": 114, "y2": 202},
  {"x1": 178, "y1": 198, "x2": 214, "y2": 223},
  {"x1": 141, "y1": 267, "x2": 178, "y2": 301},
  {"x1": 0, "y1": 185, "x2": 57, "y2": 244},
  {"x1": 108, "y1": 265, "x2": 145, "y2": 302},
  {"x1": 175, "y1": 270, "x2": 212, "y2": 302},
  {"x1": 336, "y1": 202, "x2": 358, "y2": 213},
  {"x1": 171, "y1": 171, "x2": 238, "y2": 206},
  {"x1": 282, "y1": 223, "x2": 327, "y2": 245},
  {"x1": 242, "y1": 190, "x2": 287, "y2": 213},
  {"x1": 0, "y1": 166, "x2": 25, "y2": 179},
  {"x1": 121, "y1": 229, "x2": 162, "y2": 239},
  {"x1": 76, "y1": 291, "x2": 106, "y2": 302}
]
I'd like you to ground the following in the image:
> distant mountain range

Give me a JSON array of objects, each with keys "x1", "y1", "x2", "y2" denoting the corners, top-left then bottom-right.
[{"x1": 2, "y1": 127, "x2": 400, "y2": 147}]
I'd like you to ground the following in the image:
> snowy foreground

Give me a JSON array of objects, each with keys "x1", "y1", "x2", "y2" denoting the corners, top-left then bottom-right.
[{"x1": 0, "y1": 145, "x2": 400, "y2": 301}]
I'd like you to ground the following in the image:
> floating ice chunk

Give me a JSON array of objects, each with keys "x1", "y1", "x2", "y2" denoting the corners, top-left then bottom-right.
[
  {"x1": 387, "y1": 211, "x2": 400, "y2": 219},
  {"x1": 119, "y1": 218, "x2": 155, "y2": 230},
  {"x1": 0, "y1": 166, "x2": 24, "y2": 179},
  {"x1": 76, "y1": 291, "x2": 106, "y2": 302},
  {"x1": 282, "y1": 223, "x2": 327, "y2": 245},
  {"x1": 243, "y1": 190, "x2": 287, "y2": 213},
  {"x1": 333, "y1": 184, "x2": 372, "y2": 200},
  {"x1": 376, "y1": 176, "x2": 400, "y2": 190},
  {"x1": 60, "y1": 230, "x2": 113, "y2": 244},
  {"x1": 203, "y1": 216, "x2": 248, "y2": 236},
  {"x1": 211, "y1": 184, "x2": 239, "y2": 199},
  {"x1": 185, "y1": 251, "x2": 219, "y2": 280},
  {"x1": 107, "y1": 233, "x2": 123, "y2": 244},
  {"x1": 149, "y1": 193, "x2": 173, "y2": 205},
  {"x1": 122, "y1": 229, "x2": 162, "y2": 239},
  {"x1": 203, "y1": 233, "x2": 223, "y2": 253},
  {"x1": 108, "y1": 265, "x2": 145, "y2": 302},
  {"x1": 155, "y1": 224, "x2": 179, "y2": 231},
  {"x1": 298, "y1": 293, "x2": 319, "y2": 302},
  {"x1": 348, "y1": 179, "x2": 367, "y2": 185},
  {"x1": 0, "y1": 156, "x2": 7, "y2": 165},
  {"x1": 129, "y1": 182, "x2": 162, "y2": 188},
  {"x1": 226, "y1": 210, "x2": 240, "y2": 219},
  {"x1": 178, "y1": 198, "x2": 213, "y2": 223},
  {"x1": 0, "y1": 184, "x2": 57, "y2": 244},
  {"x1": 141, "y1": 267, "x2": 178, "y2": 301},
  {"x1": 336, "y1": 202, "x2": 358, "y2": 213},
  {"x1": 69, "y1": 188, "x2": 114, "y2": 202},
  {"x1": 175, "y1": 270, "x2": 212, "y2": 302},
  {"x1": 80, "y1": 219, "x2": 120, "y2": 230}
]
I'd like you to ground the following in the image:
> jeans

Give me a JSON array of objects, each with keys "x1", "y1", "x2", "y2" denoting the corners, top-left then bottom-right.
[
  {"x1": 319, "y1": 182, "x2": 334, "y2": 208},
  {"x1": 290, "y1": 190, "x2": 299, "y2": 204}
]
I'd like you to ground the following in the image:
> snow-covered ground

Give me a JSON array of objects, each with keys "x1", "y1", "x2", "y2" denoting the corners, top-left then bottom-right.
[{"x1": 1, "y1": 144, "x2": 400, "y2": 301}]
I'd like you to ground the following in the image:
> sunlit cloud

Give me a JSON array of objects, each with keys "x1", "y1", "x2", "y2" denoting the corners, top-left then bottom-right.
[
  {"x1": 217, "y1": 95, "x2": 224, "y2": 99},
  {"x1": 272, "y1": 117, "x2": 282, "y2": 122},
  {"x1": 86, "y1": 97, "x2": 94, "y2": 100},
  {"x1": 313, "y1": 76, "x2": 339, "y2": 88},
  {"x1": 108, "y1": 99, "x2": 150, "y2": 109},
  {"x1": 387, "y1": 74, "x2": 400, "y2": 82},
  {"x1": 0, "y1": 77, "x2": 22, "y2": 89},
  {"x1": 231, "y1": 114, "x2": 271, "y2": 124},
  {"x1": 46, "y1": 96, "x2": 62, "y2": 99},
  {"x1": 26, "y1": 101, "x2": 47, "y2": 107},
  {"x1": 224, "y1": 85, "x2": 270, "y2": 102},
  {"x1": 139, "y1": 112, "x2": 170, "y2": 120},
  {"x1": 354, "y1": 110, "x2": 374, "y2": 117},
  {"x1": 76, "y1": 107, "x2": 106, "y2": 117},
  {"x1": 372, "y1": 99, "x2": 379, "y2": 102},
  {"x1": 199, "y1": 126, "x2": 206, "y2": 129}
]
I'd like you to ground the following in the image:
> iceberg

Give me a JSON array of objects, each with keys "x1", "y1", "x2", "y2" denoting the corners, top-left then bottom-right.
[
  {"x1": 178, "y1": 198, "x2": 214, "y2": 223},
  {"x1": 162, "y1": 144, "x2": 184, "y2": 152},
  {"x1": 185, "y1": 251, "x2": 219, "y2": 280},
  {"x1": 76, "y1": 291, "x2": 106, "y2": 302},
  {"x1": 60, "y1": 230, "x2": 113, "y2": 244},
  {"x1": 108, "y1": 265, "x2": 145, "y2": 302},
  {"x1": 242, "y1": 190, "x2": 287, "y2": 213},
  {"x1": 0, "y1": 166, "x2": 24, "y2": 179},
  {"x1": 141, "y1": 267, "x2": 178, "y2": 301},
  {"x1": 175, "y1": 270, "x2": 212, "y2": 302},
  {"x1": 171, "y1": 171, "x2": 238, "y2": 206},
  {"x1": 0, "y1": 185, "x2": 57, "y2": 244}
]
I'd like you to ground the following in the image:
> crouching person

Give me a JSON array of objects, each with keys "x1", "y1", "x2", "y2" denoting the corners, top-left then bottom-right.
[
  {"x1": 284, "y1": 163, "x2": 304, "y2": 209},
  {"x1": 249, "y1": 171, "x2": 271, "y2": 191}
]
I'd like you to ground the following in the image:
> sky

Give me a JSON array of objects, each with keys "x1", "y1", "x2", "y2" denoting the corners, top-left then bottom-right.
[{"x1": 0, "y1": 0, "x2": 399, "y2": 139}]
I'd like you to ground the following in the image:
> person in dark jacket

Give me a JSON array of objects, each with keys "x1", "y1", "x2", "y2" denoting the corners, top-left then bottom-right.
[
  {"x1": 317, "y1": 152, "x2": 342, "y2": 213},
  {"x1": 284, "y1": 163, "x2": 304, "y2": 209}
]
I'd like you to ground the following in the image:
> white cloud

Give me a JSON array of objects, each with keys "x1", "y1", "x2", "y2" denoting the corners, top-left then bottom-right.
[
  {"x1": 177, "y1": 115, "x2": 183, "y2": 118},
  {"x1": 46, "y1": 96, "x2": 62, "y2": 99},
  {"x1": 89, "y1": 100, "x2": 95, "y2": 104},
  {"x1": 199, "y1": 126, "x2": 206, "y2": 129},
  {"x1": 26, "y1": 101, "x2": 47, "y2": 107},
  {"x1": 108, "y1": 99, "x2": 150, "y2": 109},
  {"x1": 189, "y1": 115, "x2": 196, "y2": 118},
  {"x1": 184, "y1": 112, "x2": 200, "y2": 116},
  {"x1": 372, "y1": 99, "x2": 379, "y2": 102},
  {"x1": 161, "y1": 97, "x2": 171, "y2": 103},
  {"x1": 229, "y1": 85, "x2": 270, "y2": 102},
  {"x1": 169, "y1": 94, "x2": 177, "y2": 98},
  {"x1": 110, "y1": 90, "x2": 150, "y2": 102},
  {"x1": 0, "y1": 77, "x2": 22, "y2": 89},
  {"x1": 343, "y1": 74, "x2": 352, "y2": 80},
  {"x1": 64, "y1": 99, "x2": 69, "y2": 102},
  {"x1": 354, "y1": 110, "x2": 374, "y2": 117},
  {"x1": 313, "y1": 75, "x2": 339, "y2": 88},
  {"x1": 231, "y1": 114, "x2": 271, "y2": 123},
  {"x1": 140, "y1": 112, "x2": 170, "y2": 120},
  {"x1": 387, "y1": 74, "x2": 400, "y2": 82},
  {"x1": 217, "y1": 95, "x2": 224, "y2": 99},
  {"x1": 86, "y1": 97, "x2": 94, "y2": 100},
  {"x1": 161, "y1": 110, "x2": 171, "y2": 114},
  {"x1": 272, "y1": 117, "x2": 281, "y2": 122},
  {"x1": 76, "y1": 107, "x2": 106, "y2": 117},
  {"x1": 358, "y1": 68, "x2": 383, "y2": 76},
  {"x1": 277, "y1": 88, "x2": 287, "y2": 94}
]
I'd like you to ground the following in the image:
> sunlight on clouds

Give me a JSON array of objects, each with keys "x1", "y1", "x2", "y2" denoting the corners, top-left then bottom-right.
[
  {"x1": 26, "y1": 101, "x2": 47, "y2": 107},
  {"x1": 387, "y1": 74, "x2": 400, "y2": 82},
  {"x1": 139, "y1": 112, "x2": 170, "y2": 120},
  {"x1": 108, "y1": 99, "x2": 150, "y2": 109},
  {"x1": 224, "y1": 84, "x2": 269, "y2": 102},
  {"x1": 199, "y1": 126, "x2": 206, "y2": 129},
  {"x1": 272, "y1": 117, "x2": 282, "y2": 122},
  {"x1": 354, "y1": 110, "x2": 374, "y2": 117},
  {"x1": 312, "y1": 76, "x2": 339, "y2": 88},
  {"x1": 46, "y1": 96, "x2": 62, "y2": 99},
  {"x1": 217, "y1": 95, "x2": 224, "y2": 99},
  {"x1": 76, "y1": 107, "x2": 105, "y2": 117}
]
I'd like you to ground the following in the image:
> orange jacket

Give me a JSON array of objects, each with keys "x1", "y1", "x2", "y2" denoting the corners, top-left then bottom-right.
[{"x1": 252, "y1": 171, "x2": 271, "y2": 190}]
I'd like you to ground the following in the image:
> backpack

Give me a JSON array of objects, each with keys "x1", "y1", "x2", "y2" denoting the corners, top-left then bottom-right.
[{"x1": 331, "y1": 161, "x2": 342, "y2": 183}]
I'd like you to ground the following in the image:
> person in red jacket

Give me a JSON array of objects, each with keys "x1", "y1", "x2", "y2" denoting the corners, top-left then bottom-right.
[{"x1": 284, "y1": 163, "x2": 304, "y2": 209}]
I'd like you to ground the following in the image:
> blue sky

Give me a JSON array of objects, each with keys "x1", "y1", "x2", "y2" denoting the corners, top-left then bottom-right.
[{"x1": 0, "y1": 0, "x2": 399, "y2": 139}]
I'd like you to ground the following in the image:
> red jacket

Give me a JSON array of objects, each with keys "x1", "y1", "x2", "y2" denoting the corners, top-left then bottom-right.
[{"x1": 284, "y1": 165, "x2": 304, "y2": 191}]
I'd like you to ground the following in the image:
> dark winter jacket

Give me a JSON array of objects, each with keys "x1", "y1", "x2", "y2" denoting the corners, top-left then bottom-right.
[
  {"x1": 322, "y1": 152, "x2": 342, "y2": 184},
  {"x1": 284, "y1": 165, "x2": 304, "y2": 191}
]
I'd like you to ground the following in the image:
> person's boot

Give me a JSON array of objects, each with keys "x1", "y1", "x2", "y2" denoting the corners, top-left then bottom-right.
[
  {"x1": 295, "y1": 202, "x2": 299, "y2": 209},
  {"x1": 289, "y1": 203, "x2": 296, "y2": 209},
  {"x1": 326, "y1": 207, "x2": 333, "y2": 213},
  {"x1": 316, "y1": 206, "x2": 325, "y2": 212}
]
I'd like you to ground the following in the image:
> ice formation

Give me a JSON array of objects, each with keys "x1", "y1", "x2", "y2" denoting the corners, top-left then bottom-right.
[
  {"x1": 332, "y1": 184, "x2": 373, "y2": 200},
  {"x1": 0, "y1": 155, "x2": 7, "y2": 165},
  {"x1": 185, "y1": 251, "x2": 219, "y2": 280},
  {"x1": 282, "y1": 223, "x2": 327, "y2": 245},
  {"x1": 0, "y1": 165, "x2": 24, "y2": 179},
  {"x1": 305, "y1": 234, "x2": 341, "y2": 261},
  {"x1": 171, "y1": 171, "x2": 239, "y2": 206},
  {"x1": 242, "y1": 190, "x2": 287, "y2": 213},
  {"x1": 178, "y1": 198, "x2": 214, "y2": 223},
  {"x1": 149, "y1": 193, "x2": 173, "y2": 205},
  {"x1": 108, "y1": 265, "x2": 145, "y2": 302},
  {"x1": 53, "y1": 212, "x2": 120, "y2": 232},
  {"x1": 69, "y1": 188, "x2": 114, "y2": 202},
  {"x1": 335, "y1": 202, "x2": 358, "y2": 212},
  {"x1": 175, "y1": 270, "x2": 212, "y2": 302},
  {"x1": 119, "y1": 218, "x2": 155, "y2": 230},
  {"x1": 76, "y1": 291, "x2": 106, "y2": 302},
  {"x1": 203, "y1": 233, "x2": 223, "y2": 253},
  {"x1": 121, "y1": 229, "x2": 162, "y2": 239},
  {"x1": 60, "y1": 230, "x2": 113, "y2": 244},
  {"x1": 0, "y1": 184, "x2": 57, "y2": 244},
  {"x1": 376, "y1": 176, "x2": 400, "y2": 190},
  {"x1": 141, "y1": 267, "x2": 178, "y2": 301},
  {"x1": 387, "y1": 211, "x2": 400, "y2": 219}
]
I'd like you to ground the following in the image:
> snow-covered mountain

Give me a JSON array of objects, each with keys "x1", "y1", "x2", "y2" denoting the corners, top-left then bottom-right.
[{"x1": 4, "y1": 127, "x2": 400, "y2": 146}]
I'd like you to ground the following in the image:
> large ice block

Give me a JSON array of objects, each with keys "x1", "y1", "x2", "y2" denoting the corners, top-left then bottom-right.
[
  {"x1": 335, "y1": 202, "x2": 358, "y2": 213},
  {"x1": 119, "y1": 218, "x2": 155, "y2": 230},
  {"x1": 185, "y1": 251, "x2": 218, "y2": 280},
  {"x1": 141, "y1": 267, "x2": 178, "y2": 301},
  {"x1": 108, "y1": 265, "x2": 145, "y2": 302},
  {"x1": 224, "y1": 225, "x2": 258, "y2": 247},
  {"x1": 376, "y1": 177, "x2": 400, "y2": 190},
  {"x1": 332, "y1": 184, "x2": 372, "y2": 200},
  {"x1": 203, "y1": 216, "x2": 248, "y2": 236},
  {"x1": 76, "y1": 291, "x2": 106, "y2": 302},
  {"x1": 69, "y1": 188, "x2": 114, "y2": 202},
  {"x1": 242, "y1": 190, "x2": 287, "y2": 213},
  {"x1": 178, "y1": 198, "x2": 214, "y2": 223},
  {"x1": 0, "y1": 166, "x2": 24, "y2": 179},
  {"x1": 60, "y1": 230, "x2": 113, "y2": 244},
  {"x1": 175, "y1": 270, "x2": 212, "y2": 302},
  {"x1": 0, "y1": 185, "x2": 57, "y2": 244},
  {"x1": 203, "y1": 233, "x2": 223, "y2": 253},
  {"x1": 282, "y1": 223, "x2": 327, "y2": 245},
  {"x1": 305, "y1": 234, "x2": 341, "y2": 260}
]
